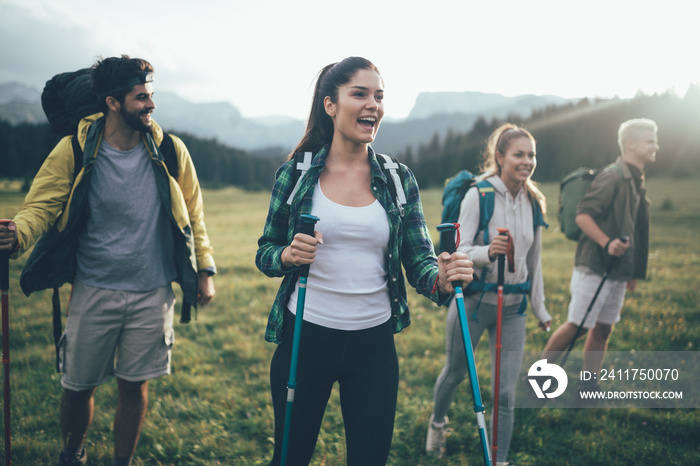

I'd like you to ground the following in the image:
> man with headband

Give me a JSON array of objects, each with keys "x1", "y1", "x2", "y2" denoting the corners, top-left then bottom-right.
[{"x1": 0, "y1": 55, "x2": 216, "y2": 465}]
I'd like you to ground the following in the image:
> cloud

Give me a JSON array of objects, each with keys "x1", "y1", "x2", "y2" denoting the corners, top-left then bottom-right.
[
  {"x1": 0, "y1": 3, "x2": 98, "y2": 88},
  {"x1": 1, "y1": 0, "x2": 697, "y2": 120}
]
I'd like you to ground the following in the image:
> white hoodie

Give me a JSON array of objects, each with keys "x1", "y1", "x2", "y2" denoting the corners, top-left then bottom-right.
[{"x1": 457, "y1": 175, "x2": 551, "y2": 324}]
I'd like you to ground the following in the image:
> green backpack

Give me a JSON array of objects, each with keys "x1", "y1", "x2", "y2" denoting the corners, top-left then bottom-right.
[{"x1": 558, "y1": 164, "x2": 622, "y2": 241}]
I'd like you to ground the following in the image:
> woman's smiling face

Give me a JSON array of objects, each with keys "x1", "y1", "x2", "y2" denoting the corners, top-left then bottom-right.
[
  {"x1": 324, "y1": 68, "x2": 384, "y2": 147},
  {"x1": 497, "y1": 135, "x2": 537, "y2": 188}
]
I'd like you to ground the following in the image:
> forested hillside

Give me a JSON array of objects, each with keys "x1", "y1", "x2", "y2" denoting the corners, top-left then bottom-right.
[
  {"x1": 1, "y1": 87, "x2": 698, "y2": 191},
  {"x1": 0, "y1": 122, "x2": 282, "y2": 190},
  {"x1": 404, "y1": 87, "x2": 700, "y2": 188}
]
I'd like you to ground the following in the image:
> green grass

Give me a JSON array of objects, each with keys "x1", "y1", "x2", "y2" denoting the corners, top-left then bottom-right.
[{"x1": 0, "y1": 177, "x2": 698, "y2": 465}]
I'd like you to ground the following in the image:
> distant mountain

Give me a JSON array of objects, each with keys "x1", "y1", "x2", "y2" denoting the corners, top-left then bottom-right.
[
  {"x1": 0, "y1": 82, "x2": 304, "y2": 151},
  {"x1": 408, "y1": 91, "x2": 572, "y2": 120},
  {"x1": 153, "y1": 92, "x2": 304, "y2": 151},
  {"x1": 0, "y1": 82, "x2": 575, "y2": 155},
  {"x1": 0, "y1": 82, "x2": 45, "y2": 125},
  {"x1": 371, "y1": 113, "x2": 480, "y2": 156},
  {"x1": 372, "y1": 92, "x2": 576, "y2": 155}
]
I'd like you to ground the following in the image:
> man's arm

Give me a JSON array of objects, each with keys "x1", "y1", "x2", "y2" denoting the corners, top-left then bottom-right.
[
  {"x1": 576, "y1": 213, "x2": 629, "y2": 257},
  {"x1": 170, "y1": 134, "x2": 215, "y2": 270},
  {"x1": 11, "y1": 137, "x2": 77, "y2": 256}
]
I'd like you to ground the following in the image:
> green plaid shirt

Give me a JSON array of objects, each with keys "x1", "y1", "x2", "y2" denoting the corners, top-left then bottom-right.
[{"x1": 255, "y1": 144, "x2": 449, "y2": 344}]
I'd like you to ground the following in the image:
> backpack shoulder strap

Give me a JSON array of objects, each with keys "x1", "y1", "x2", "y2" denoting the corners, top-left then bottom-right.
[
  {"x1": 53, "y1": 135, "x2": 78, "y2": 371},
  {"x1": 377, "y1": 153, "x2": 407, "y2": 217},
  {"x1": 474, "y1": 180, "x2": 495, "y2": 244},
  {"x1": 160, "y1": 132, "x2": 178, "y2": 180},
  {"x1": 52, "y1": 287, "x2": 63, "y2": 372},
  {"x1": 69, "y1": 131, "x2": 179, "y2": 180},
  {"x1": 286, "y1": 151, "x2": 313, "y2": 206},
  {"x1": 70, "y1": 135, "x2": 83, "y2": 179},
  {"x1": 531, "y1": 198, "x2": 549, "y2": 232}
]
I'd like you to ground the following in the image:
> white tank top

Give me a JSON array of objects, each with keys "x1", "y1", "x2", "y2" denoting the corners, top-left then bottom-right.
[{"x1": 287, "y1": 180, "x2": 391, "y2": 330}]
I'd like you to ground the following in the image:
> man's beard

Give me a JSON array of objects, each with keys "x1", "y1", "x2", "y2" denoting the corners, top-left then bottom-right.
[{"x1": 120, "y1": 106, "x2": 152, "y2": 133}]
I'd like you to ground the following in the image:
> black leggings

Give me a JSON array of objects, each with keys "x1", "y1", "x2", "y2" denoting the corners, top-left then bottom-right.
[{"x1": 268, "y1": 310, "x2": 399, "y2": 466}]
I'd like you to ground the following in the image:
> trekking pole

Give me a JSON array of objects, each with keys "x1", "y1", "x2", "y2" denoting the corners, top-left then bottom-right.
[
  {"x1": 1, "y1": 219, "x2": 12, "y2": 466},
  {"x1": 559, "y1": 236, "x2": 629, "y2": 368},
  {"x1": 492, "y1": 228, "x2": 511, "y2": 463},
  {"x1": 280, "y1": 214, "x2": 320, "y2": 466},
  {"x1": 437, "y1": 223, "x2": 491, "y2": 466}
]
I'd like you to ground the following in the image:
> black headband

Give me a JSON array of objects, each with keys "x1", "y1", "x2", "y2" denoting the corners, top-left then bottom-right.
[{"x1": 98, "y1": 72, "x2": 154, "y2": 100}]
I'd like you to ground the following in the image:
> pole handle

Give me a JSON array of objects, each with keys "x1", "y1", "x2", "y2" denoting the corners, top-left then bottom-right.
[
  {"x1": 604, "y1": 235, "x2": 630, "y2": 274},
  {"x1": 436, "y1": 223, "x2": 461, "y2": 288},
  {"x1": 436, "y1": 223, "x2": 457, "y2": 254},
  {"x1": 496, "y1": 229, "x2": 509, "y2": 286},
  {"x1": 0, "y1": 219, "x2": 10, "y2": 291},
  {"x1": 297, "y1": 214, "x2": 320, "y2": 278}
]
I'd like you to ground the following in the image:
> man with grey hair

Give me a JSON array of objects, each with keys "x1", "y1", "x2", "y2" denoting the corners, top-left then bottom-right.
[{"x1": 543, "y1": 118, "x2": 658, "y2": 389}]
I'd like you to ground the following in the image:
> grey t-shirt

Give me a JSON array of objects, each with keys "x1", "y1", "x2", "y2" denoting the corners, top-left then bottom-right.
[{"x1": 75, "y1": 139, "x2": 177, "y2": 291}]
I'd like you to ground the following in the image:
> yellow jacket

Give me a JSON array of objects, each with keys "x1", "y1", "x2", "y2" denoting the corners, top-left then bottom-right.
[{"x1": 13, "y1": 113, "x2": 215, "y2": 305}]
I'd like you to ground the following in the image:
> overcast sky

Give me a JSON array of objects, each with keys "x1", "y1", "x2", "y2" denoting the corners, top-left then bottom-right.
[{"x1": 1, "y1": 0, "x2": 697, "y2": 120}]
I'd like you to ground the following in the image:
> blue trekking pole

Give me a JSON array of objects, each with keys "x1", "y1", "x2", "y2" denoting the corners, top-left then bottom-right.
[
  {"x1": 437, "y1": 223, "x2": 492, "y2": 466},
  {"x1": 281, "y1": 214, "x2": 320, "y2": 466}
]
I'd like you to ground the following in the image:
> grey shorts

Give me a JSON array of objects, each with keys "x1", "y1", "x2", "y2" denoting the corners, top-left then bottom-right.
[
  {"x1": 58, "y1": 281, "x2": 176, "y2": 391},
  {"x1": 567, "y1": 266, "x2": 627, "y2": 329}
]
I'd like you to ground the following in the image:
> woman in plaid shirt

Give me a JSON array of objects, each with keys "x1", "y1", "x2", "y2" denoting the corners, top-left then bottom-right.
[{"x1": 256, "y1": 57, "x2": 473, "y2": 466}]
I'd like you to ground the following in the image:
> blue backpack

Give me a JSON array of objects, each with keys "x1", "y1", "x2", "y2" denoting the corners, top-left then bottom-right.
[
  {"x1": 440, "y1": 170, "x2": 497, "y2": 249},
  {"x1": 440, "y1": 170, "x2": 548, "y2": 317}
]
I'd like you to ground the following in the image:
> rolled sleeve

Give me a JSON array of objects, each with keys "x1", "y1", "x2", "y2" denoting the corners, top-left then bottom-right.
[
  {"x1": 399, "y1": 167, "x2": 442, "y2": 302},
  {"x1": 256, "y1": 161, "x2": 296, "y2": 278},
  {"x1": 577, "y1": 167, "x2": 620, "y2": 219}
]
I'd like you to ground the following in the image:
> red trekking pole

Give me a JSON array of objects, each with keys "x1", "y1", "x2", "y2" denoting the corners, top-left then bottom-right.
[
  {"x1": 492, "y1": 228, "x2": 513, "y2": 463},
  {"x1": 1, "y1": 219, "x2": 12, "y2": 465}
]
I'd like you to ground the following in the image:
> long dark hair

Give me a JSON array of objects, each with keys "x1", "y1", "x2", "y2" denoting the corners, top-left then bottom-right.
[{"x1": 286, "y1": 57, "x2": 381, "y2": 161}]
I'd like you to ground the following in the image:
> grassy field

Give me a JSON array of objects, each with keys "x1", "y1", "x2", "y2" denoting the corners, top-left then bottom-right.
[{"x1": 0, "y1": 177, "x2": 698, "y2": 465}]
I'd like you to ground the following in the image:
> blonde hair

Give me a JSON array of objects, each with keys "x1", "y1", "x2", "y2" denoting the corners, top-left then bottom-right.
[
  {"x1": 479, "y1": 123, "x2": 547, "y2": 217},
  {"x1": 617, "y1": 118, "x2": 657, "y2": 153}
]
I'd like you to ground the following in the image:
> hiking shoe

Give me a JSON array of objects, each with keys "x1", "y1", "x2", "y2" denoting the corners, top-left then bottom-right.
[
  {"x1": 58, "y1": 446, "x2": 87, "y2": 466},
  {"x1": 425, "y1": 414, "x2": 449, "y2": 458}
]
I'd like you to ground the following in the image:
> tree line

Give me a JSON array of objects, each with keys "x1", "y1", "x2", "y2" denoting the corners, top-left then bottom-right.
[
  {"x1": 402, "y1": 86, "x2": 700, "y2": 188},
  {"x1": 1, "y1": 87, "x2": 699, "y2": 192},
  {"x1": 0, "y1": 121, "x2": 283, "y2": 191}
]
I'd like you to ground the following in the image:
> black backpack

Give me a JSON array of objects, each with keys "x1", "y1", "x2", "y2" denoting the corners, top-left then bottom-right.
[
  {"x1": 41, "y1": 68, "x2": 179, "y2": 178},
  {"x1": 42, "y1": 68, "x2": 100, "y2": 138},
  {"x1": 40, "y1": 68, "x2": 181, "y2": 370}
]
